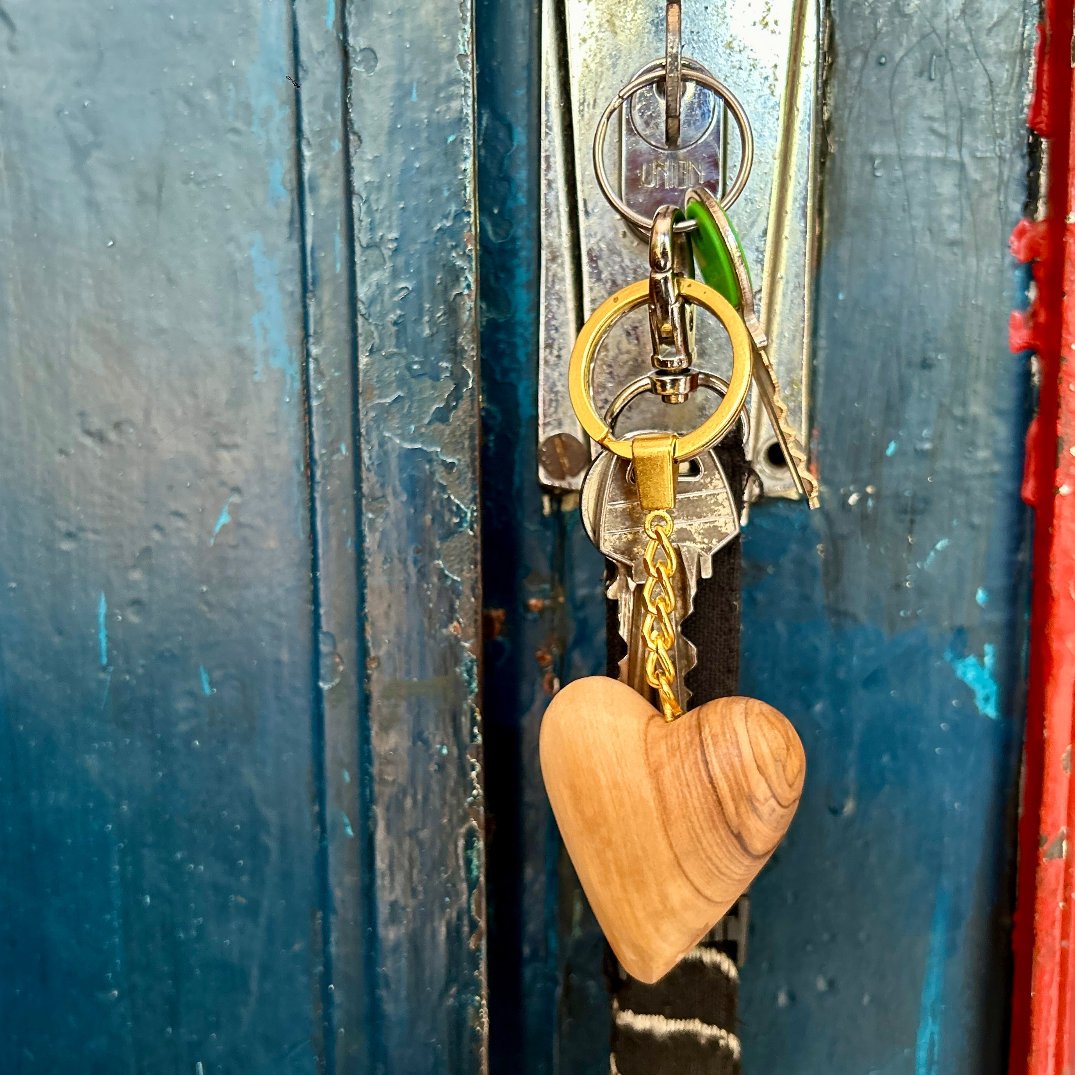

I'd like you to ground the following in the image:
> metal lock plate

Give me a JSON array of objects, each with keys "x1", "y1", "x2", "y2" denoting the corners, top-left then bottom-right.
[{"x1": 539, "y1": 0, "x2": 824, "y2": 502}]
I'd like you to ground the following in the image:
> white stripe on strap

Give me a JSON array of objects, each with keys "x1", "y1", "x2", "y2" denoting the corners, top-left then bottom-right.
[
  {"x1": 680, "y1": 946, "x2": 740, "y2": 982},
  {"x1": 611, "y1": 1002, "x2": 743, "y2": 1061}
]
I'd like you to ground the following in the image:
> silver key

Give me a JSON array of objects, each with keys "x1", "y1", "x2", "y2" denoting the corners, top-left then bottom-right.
[{"x1": 580, "y1": 446, "x2": 740, "y2": 710}]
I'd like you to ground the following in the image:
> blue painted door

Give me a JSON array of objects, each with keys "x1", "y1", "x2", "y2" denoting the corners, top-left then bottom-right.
[
  {"x1": 476, "y1": 2, "x2": 1034, "y2": 1073},
  {"x1": 0, "y1": 1, "x2": 1034, "y2": 1073},
  {"x1": 0, "y1": 2, "x2": 484, "y2": 1072}
]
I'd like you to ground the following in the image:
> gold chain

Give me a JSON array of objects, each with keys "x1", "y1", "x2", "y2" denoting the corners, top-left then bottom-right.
[{"x1": 640, "y1": 509, "x2": 682, "y2": 721}]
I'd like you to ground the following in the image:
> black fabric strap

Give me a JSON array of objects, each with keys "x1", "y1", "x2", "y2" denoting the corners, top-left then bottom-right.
[{"x1": 606, "y1": 430, "x2": 751, "y2": 1075}]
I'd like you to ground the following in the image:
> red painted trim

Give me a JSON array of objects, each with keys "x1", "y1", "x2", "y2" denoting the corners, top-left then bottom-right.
[{"x1": 1010, "y1": 5, "x2": 1075, "y2": 1074}]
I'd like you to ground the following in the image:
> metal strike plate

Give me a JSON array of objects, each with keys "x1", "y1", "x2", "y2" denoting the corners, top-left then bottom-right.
[
  {"x1": 538, "y1": 0, "x2": 588, "y2": 492},
  {"x1": 538, "y1": 0, "x2": 824, "y2": 501}
]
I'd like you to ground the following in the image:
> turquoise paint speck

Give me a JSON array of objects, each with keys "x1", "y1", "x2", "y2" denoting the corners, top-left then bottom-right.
[
  {"x1": 976, "y1": 587, "x2": 989, "y2": 607},
  {"x1": 411, "y1": 82, "x2": 418, "y2": 101},
  {"x1": 341, "y1": 812, "x2": 354, "y2": 838},
  {"x1": 945, "y1": 642, "x2": 999, "y2": 719},
  {"x1": 325, "y1": 0, "x2": 335, "y2": 30},
  {"x1": 924, "y1": 538, "x2": 950, "y2": 569},
  {"x1": 886, "y1": 440, "x2": 898, "y2": 457},
  {"x1": 198, "y1": 666, "x2": 215, "y2": 696},
  {"x1": 249, "y1": 238, "x2": 297, "y2": 396},
  {"x1": 97, "y1": 592, "x2": 108, "y2": 667},
  {"x1": 342, "y1": 768, "x2": 351, "y2": 784},
  {"x1": 915, "y1": 888, "x2": 949, "y2": 1073},
  {"x1": 210, "y1": 497, "x2": 234, "y2": 544}
]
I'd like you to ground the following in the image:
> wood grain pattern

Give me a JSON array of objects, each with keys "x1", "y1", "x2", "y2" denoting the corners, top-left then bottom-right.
[{"x1": 540, "y1": 677, "x2": 805, "y2": 983}]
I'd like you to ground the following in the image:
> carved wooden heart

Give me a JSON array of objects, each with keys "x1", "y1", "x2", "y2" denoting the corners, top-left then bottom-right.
[{"x1": 540, "y1": 676, "x2": 805, "y2": 983}]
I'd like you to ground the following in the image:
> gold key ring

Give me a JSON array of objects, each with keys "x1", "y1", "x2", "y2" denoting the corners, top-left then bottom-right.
[{"x1": 568, "y1": 277, "x2": 752, "y2": 461}]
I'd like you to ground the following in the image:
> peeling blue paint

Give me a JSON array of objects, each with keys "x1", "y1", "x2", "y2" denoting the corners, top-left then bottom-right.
[
  {"x1": 944, "y1": 641, "x2": 999, "y2": 719},
  {"x1": 97, "y1": 591, "x2": 108, "y2": 668},
  {"x1": 915, "y1": 888, "x2": 949, "y2": 1074},
  {"x1": 244, "y1": 4, "x2": 290, "y2": 210},
  {"x1": 975, "y1": 587, "x2": 989, "y2": 608},
  {"x1": 886, "y1": 439, "x2": 899, "y2": 457},
  {"x1": 340, "y1": 812, "x2": 354, "y2": 838},
  {"x1": 198, "y1": 666, "x2": 215, "y2": 697},
  {"x1": 210, "y1": 496, "x2": 235, "y2": 545},
  {"x1": 267, "y1": 158, "x2": 287, "y2": 206},
  {"x1": 249, "y1": 238, "x2": 297, "y2": 396},
  {"x1": 325, "y1": 0, "x2": 335, "y2": 32}
]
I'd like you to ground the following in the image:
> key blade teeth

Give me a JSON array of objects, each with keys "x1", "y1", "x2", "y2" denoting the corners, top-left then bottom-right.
[
  {"x1": 780, "y1": 429, "x2": 821, "y2": 507},
  {"x1": 682, "y1": 638, "x2": 698, "y2": 686},
  {"x1": 759, "y1": 378, "x2": 821, "y2": 507}
]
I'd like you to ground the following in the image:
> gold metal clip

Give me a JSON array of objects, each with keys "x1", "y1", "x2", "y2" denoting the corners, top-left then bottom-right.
[{"x1": 631, "y1": 432, "x2": 677, "y2": 512}]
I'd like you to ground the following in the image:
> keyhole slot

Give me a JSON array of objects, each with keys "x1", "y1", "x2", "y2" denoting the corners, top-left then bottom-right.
[{"x1": 764, "y1": 441, "x2": 788, "y2": 469}]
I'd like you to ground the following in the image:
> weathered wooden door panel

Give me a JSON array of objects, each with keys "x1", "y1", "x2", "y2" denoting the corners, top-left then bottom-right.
[
  {"x1": 475, "y1": 2, "x2": 1034, "y2": 1073},
  {"x1": 0, "y1": 0, "x2": 1033, "y2": 1070},
  {"x1": 343, "y1": 0, "x2": 487, "y2": 1068},
  {"x1": 0, "y1": 1, "x2": 484, "y2": 1072},
  {"x1": 0, "y1": 5, "x2": 321, "y2": 1070},
  {"x1": 738, "y1": 5, "x2": 1033, "y2": 1070}
]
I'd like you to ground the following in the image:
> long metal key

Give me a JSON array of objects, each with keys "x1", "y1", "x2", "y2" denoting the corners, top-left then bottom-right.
[
  {"x1": 751, "y1": 337, "x2": 820, "y2": 508},
  {"x1": 685, "y1": 185, "x2": 820, "y2": 508},
  {"x1": 580, "y1": 446, "x2": 740, "y2": 711}
]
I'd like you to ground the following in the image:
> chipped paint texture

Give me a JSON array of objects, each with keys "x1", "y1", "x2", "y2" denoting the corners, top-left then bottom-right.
[
  {"x1": 945, "y1": 641, "x2": 1000, "y2": 720},
  {"x1": 1009, "y1": 3, "x2": 1075, "y2": 1068},
  {"x1": 346, "y1": 0, "x2": 488, "y2": 1068},
  {"x1": 915, "y1": 889, "x2": 950, "y2": 1075},
  {"x1": 97, "y1": 591, "x2": 108, "y2": 668}
]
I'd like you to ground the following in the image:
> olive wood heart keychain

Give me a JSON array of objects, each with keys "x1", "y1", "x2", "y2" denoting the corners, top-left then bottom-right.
[
  {"x1": 541, "y1": 678, "x2": 805, "y2": 983},
  {"x1": 540, "y1": 210, "x2": 807, "y2": 984}
]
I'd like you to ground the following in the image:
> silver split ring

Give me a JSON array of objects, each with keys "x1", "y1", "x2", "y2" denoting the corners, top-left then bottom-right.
[
  {"x1": 593, "y1": 66, "x2": 754, "y2": 234},
  {"x1": 603, "y1": 371, "x2": 751, "y2": 446}
]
